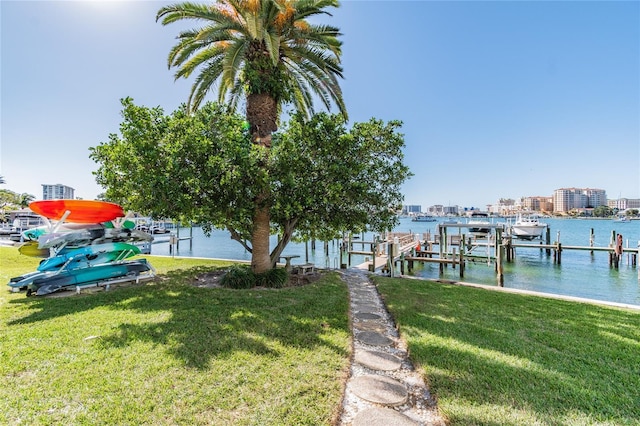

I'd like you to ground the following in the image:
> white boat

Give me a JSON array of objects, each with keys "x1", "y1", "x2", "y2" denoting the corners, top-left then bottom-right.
[
  {"x1": 411, "y1": 214, "x2": 437, "y2": 222},
  {"x1": 613, "y1": 216, "x2": 629, "y2": 223},
  {"x1": 511, "y1": 214, "x2": 547, "y2": 240},
  {"x1": 468, "y1": 212, "x2": 491, "y2": 235}
]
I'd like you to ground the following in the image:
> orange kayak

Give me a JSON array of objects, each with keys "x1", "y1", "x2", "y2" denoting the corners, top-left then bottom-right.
[{"x1": 29, "y1": 200, "x2": 125, "y2": 223}]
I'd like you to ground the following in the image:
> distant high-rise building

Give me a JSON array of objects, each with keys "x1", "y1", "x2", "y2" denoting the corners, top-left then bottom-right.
[
  {"x1": 42, "y1": 184, "x2": 75, "y2": 200},
  {"x1": 553, "y1": 188, "x2": 606, "y2": 212},
  {"x1": 402, "y1": 205, "x2": 422, "y2": 214}
]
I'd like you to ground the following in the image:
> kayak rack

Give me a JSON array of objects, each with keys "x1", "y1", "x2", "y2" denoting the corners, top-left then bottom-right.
[{"x1": 74, "y1": 269, "x2": 156, "y2": 295}]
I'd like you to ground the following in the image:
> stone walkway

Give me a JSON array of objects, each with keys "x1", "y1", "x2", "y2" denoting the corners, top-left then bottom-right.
[{"x1": 338, "y1": 269, "x2": 445, "y2": 426}]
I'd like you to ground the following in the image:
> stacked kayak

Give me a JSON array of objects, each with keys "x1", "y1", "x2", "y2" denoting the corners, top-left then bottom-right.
[{"x1": 8, "y1": 200, "x2": 155, "y2": 296}]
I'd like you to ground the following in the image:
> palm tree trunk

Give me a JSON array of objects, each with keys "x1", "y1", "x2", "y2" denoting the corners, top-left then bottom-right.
[
  {"x1": 251, "y1": 202, "x2": 272, "y2": 274},
  {"x1": 246, "y1": 93, "x2": 277, "y2": 274}
]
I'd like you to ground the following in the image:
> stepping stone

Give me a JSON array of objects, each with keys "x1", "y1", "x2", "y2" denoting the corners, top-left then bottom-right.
[
  {"x1": 351, "y1": 299, "x2": 377, "y2": 307},
  {"x1": 352, "y1": 407, "x2": 418, "y2": 426},
  {"x1": 355, "y1": 350, "x2": 402, "y2": 371},
  {"x1": 356, "y1": 331, "x2": 393, "y2": 346},
  {"x1": 351, "y1": 296, "x2": 375, "y2": 302},
  {"x1": 354, "y1": 312, "x2": 381, "y2": 321},
  {"x1": 351, "y1": 375, "x2": 408, "y2": 406},
  {"x1": 353, "y1": 321, "x2": 386, "y2": 333},
  {"x1": 352, "y1": 303, "x2": 380, "y2": 314}
]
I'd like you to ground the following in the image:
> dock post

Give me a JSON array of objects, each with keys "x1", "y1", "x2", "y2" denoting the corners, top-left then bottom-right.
[
  {"x1": 626, "y1": 239, "x2": 630, "y2": 266},
  {"x1": 496, "y1": 227, "x2": 503, "y2": 260},
  {"x1": 590, "y1": 228, "x2": 594, "y2": 255},
  {"x1": 497, "y1": 240, "x2": 504, "y2": 286},
  {"x1": 460, "y1": 234, "x2": 465, "y2": 278},
  {"x1": 372, "y1": 242, "x2": 377, "y2": 272},
  {"x1": 557, "y1": 243, "x2": 562, "y2": 264},
  {"x1": 452, "y1": 248, "x2": 456, "y2": 269},
  {"x1": 438, "y1": 225, "x2": 444, "y2": 261},
  {"x1": 609, "y1": 231, "x2": 616, "y2": 268},
  {"x1": 545, "y1": 226, "x2": 551, "y2": 256}
]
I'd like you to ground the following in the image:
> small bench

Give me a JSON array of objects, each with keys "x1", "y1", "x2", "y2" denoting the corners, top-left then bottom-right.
[{"x1": 293, "y1": 263, "x2": 315, "y2": 275}]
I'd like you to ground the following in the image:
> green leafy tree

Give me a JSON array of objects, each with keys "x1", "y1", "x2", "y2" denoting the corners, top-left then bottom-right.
[
  {"x1": 0, "y1": 189, "x2": 17, "y2": 207},
  {"x1": 0, "y1": 189, "x2": 19, "y2": 222},
  {"x1": 156, "y1": 0, "x2": 346, "y2": 273},
  {"x1": 0, "y1": 189, "x2": 36, "y2": 222},
  {"x1": 90, "y1": 100, "x2": 410, "y2": 266},
  {"x1": 270, "y1": 112, "x2": 410, "y2": 259},
  {"x1": 593, "y1": 205, "x2": 613, "y2": 217},
  {"x1": 91, "y1": 98, "x2": 254, "y2": 226}
]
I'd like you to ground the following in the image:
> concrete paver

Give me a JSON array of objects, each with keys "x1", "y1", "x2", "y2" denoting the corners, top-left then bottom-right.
[
  {"x1": 354, "y1": 350, "x2": 402, "y2": 371},
  {"x1": 352, "y1": 407, "x2": 419, "y2": 426},
  {"x1": 351, "y1": 375, "x2": 408, "y2": 406}
]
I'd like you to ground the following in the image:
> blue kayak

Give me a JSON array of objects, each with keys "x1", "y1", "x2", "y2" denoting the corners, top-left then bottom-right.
[
  {"x1": 37, "y1": 242, "x2": 141, "y2": 272},
  {"x1": 28, "y1": 259, "x2": 153, "y2": 296}
]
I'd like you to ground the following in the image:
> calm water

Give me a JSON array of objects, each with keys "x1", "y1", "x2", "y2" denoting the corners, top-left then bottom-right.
[{"x1": 150, "y1": 217, "x2": 640, "y2": 307}]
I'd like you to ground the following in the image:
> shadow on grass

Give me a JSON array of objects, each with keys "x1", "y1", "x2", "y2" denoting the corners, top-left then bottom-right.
[
  {"x1": 8, "y1": 266, "x2": 350, "y2": 370},
  {"x1": 375, "y1": 277, "x2": 640, "y2": 425}
]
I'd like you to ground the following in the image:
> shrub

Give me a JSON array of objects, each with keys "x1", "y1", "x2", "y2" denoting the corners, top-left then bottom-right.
[
  {"x1": 255, "y1": 267, "x2": 289, "y2": 288},
  {"x1": 220, "y1": 265, "x2": 255, "y2": 289}
]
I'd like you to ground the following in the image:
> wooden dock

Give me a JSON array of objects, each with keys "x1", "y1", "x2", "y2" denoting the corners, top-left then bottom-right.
[
  {"x1": 345, "y1": 232, "x2": 419, "y2": 273},
  {"x1": 344, "y1": 223, "x2": 639, "y2": 285}
]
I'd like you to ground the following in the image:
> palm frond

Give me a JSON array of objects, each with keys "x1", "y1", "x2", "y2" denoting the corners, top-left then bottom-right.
[{"x1": 159, "y1": 0, "x2": 346, "y2": 119}]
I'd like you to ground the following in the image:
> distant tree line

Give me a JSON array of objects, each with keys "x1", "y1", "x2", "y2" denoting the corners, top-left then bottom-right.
[{"x1": 0, "y1": 178, "x2": 36, "y2": 222}]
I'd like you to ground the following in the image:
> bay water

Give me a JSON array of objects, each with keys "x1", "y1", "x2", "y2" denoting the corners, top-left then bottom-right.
[{"x1": 150, "y1": 217, "x2": 640, "y2": 307}]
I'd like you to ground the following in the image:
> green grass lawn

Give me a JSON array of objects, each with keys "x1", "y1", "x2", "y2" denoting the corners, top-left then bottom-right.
[
  {"x1": 0, "y1": 247, "x2": 350, "y2": 425},
  {"x1": 4, "y1": 245, "x2": 640, "y2": 425},
  {"x1": 373, "y1": 276, "x2": 640, "y2": 426}
]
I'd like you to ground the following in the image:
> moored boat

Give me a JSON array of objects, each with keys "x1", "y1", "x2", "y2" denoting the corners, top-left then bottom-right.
[
  {"x1": 468, "y1": 212, "x2": 491, "y2": 236},
  {"x1": 612, "y1": 216, "x2": 629, "y2": 223},
  {"x1": 510, "y1": 214, "x2": 547, "y2": 240},
  {"x1": 411, "y1": 214, "x2": 437, "y2": 222}
]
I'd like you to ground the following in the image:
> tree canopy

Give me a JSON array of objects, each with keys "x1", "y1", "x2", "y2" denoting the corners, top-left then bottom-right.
[{"x1": 90, "y1": 98, "x2": 411, "y2": 264}]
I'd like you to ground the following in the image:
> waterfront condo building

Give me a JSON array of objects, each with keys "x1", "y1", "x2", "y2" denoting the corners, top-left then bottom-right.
[
  {"x1": 553, "y1": 188, "x2": 607, "y2": 212},
  {"x1": 42, "y1": 184, "x2": 75, "y2": 200},
  {"x1": 607, "y1": 198, "x2": 640, "y2": 210},
  {"x1": 521, "y1": 196, "x2": 554, "y2": 213}
]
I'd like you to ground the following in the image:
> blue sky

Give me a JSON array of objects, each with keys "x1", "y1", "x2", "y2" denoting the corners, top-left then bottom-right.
[{"x1": 1, "y1": 0, "x2": 638, "y2": 210}]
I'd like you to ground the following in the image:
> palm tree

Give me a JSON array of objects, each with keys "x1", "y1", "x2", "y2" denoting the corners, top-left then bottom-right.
[
  {"x1": 19, "y1": 193, "x2": 35, "y2": 209},
  {"x1": 157, "y1": 0, "x2": 347, "y2": 273}
]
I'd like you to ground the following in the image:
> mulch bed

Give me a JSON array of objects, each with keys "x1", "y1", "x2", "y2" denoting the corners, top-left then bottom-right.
[{"x1": 192, "y1": 269, "x2": 324, "y2": 289}]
